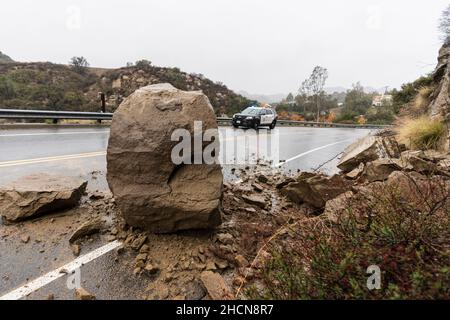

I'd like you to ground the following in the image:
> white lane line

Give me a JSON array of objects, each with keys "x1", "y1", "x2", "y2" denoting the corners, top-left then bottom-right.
[
  {"x1": 0, "y1": 241, "x2": 122, "y2": 300},
  {"x1": 0, "y1": 151, "x2": 107, "y2": 168},
  {"x1": 274, "y1": 139, "x2": 352, "y2": 167},
  {"x1": 0, "y1": 131, "x2": 109, "y2": 138}
]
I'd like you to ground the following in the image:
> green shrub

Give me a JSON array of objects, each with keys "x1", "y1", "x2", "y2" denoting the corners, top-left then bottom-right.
[{"x1": 250, "y1": 174, "x2": 450, "y2": 300}]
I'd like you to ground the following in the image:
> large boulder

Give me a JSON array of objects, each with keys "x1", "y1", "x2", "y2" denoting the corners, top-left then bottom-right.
[
  {"x1": 281, "y1": 172, "x2": 351, "y2": 208},
  {"x1": 337, "y1": 135, "x2": 400, "y2": 173},
  {"x1": 0, "y1": 174, "x2": 87, "y2": 222},
  {"x1": 107, "y1": 83, "x2": 223, "y2": 233}
]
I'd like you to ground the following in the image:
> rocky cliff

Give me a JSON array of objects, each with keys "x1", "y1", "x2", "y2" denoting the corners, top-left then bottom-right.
[{"x1": 428, "y1": 42, "x2": 450, "y2": 149}]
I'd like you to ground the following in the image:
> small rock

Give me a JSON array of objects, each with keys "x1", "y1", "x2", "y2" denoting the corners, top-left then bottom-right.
[
  {"x1": 75, "y1": 287, "x2": 96, "y2": 300},
  {"x1": 131, "y1": 235, "x2": 148, "y2": 251},
  {"x1": 242, "y1": 194, "x2": 266, "y2": 209},
  {"x1": 136, "y1": 253, "x2": 148, "y2": 262},
  {"x1": 215, "y1": 259, "x2": 229, "y2": 270},
  {"x1": 252, "y1": 183, "x2": 264, "y2": 192},
  {"x1": 276, "y1": 177, "x2": 295, "y2": 189},
  {"x1": 144, "y1": 263, "x2": 160, "y2": 275},
  {"x1": 139, "y1": 244, "x2": 150, "y2": 254},
  {"x1": 217, "y1": 233, "x2": 233, "y2": 245},
  {"x1": 257, "y1": 174, "x2": 269, "y2": 183},
  {"x1": 346, "y1": 163, "x2": 364, "y2": 180},
  {"x1": 200, "y1": 271, "x2": 233, "y2": 300},
  {"x1": 206, "y1": 261, "x2": 217, "y2": 271},
  {"x1": 235, "y1": 255, "x2": 249, "y2": 268},
  {"x1": 21, "y1": 235, "x2": 30, "y2": 244},
  {"x1": 133, "y1": 267, "x2": 142, "y2": 275},
  {"x1": 146, "y1": 283, "x2": 169, "y2": 300},
  {"x1": 105, "y1": 235, "x2": 116, "y2": 242},
  {"x1": 69, "y1": 218, "x2": 103, "y2": 243},
  {"x1": 71, "y1": 244, "x2": 81, "y2": 257}
]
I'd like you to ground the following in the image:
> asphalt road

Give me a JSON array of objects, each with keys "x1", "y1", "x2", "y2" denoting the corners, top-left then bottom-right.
[
  {"x1": 0, "y1": 126, "x2": 373, "y2": 186},
  {"x1": 0, "y1": 125, "x2": 374, "y2": 300}
]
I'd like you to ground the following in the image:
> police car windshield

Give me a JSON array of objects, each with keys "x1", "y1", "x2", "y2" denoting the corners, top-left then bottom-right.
[{"x1": 241, "y1": 107, "x2": 261, "y2": 115}]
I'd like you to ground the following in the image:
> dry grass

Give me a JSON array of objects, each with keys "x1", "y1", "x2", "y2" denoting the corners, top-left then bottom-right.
[
  {"x1": 397, "y1": 116, "x2": 446, "y2": 150},
  {"x1": 403, "y1": 86, "x2": 434, "y2": 117}
]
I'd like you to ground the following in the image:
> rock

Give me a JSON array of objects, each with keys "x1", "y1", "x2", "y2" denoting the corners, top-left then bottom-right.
[
  {"x1": 69, "y1": 218, "x2": 104, "y2": 243},
  {"x1": 257, "y1": 174, "x2": 269, "y2": 183},
  {"x1": 324, "y1": 191, "x2": 354, "y2": 223},
  {"x1": 252, "y1": 183, "x2": 264, "y2": 192},
  {"x1": 75, "y1": 288, "x2": 96, "y2": 300},
  {"x1": 139, "y1": 244, "x2": 150, "y2": 254},
  {"x1": 71, "y1": 244, "x2": 81, "y2": 257},
  {"x1": 146, "y1": 283, "x2": 169, "y2": 300},
  {"x1": 130, "y1": 235, "x2": 147, "y2": 251},
  {"x1": 206, "y1": 261, "x2": 217, "y2": 271},
  {"x1": 217, "y1": 233, "x2": 233, "y2": 245},
  {"x1": 215, "y1": 259, "x2": 229, "y2": 270},
  {"x1": 241, "y1": 194, "x2": 266, "y2": 209},
  {"x1": 346, "y1": 163, "x2": 364, "y2": 180},
  {"x1": 136, "y1": 253, "x2": 148, "y2": 262},
  {"x1": 281, "y1": 173, "x2": 351, "y2": 208},
  {"x1": 235, "y1": 254, "x2": 249, "y2": 268},
  {"x1": 337, "y1": 136, "x2": 400, "y2": 173},
  {"x1": 107, "y1": 84, "x2": 223, "y2": 233},
  {"x1": 362, "y1": 159, "x2": 402, "y2": 182},
  {"x1": 184, "y1": 280, "x2": 207, "y2": 300},
  {"x1": 200, "y1": 271, "x2": 233, "y2": 300},
  {"x1": 407, "y1": 156, "x2": 440, "y2": 174},
  {"x1": 20, "y1": 235, "x2": 30, "y2": 244},
  {"x1": 276, "y1": 177, "x2": 295, "y2": 189},
  {"x1": 428, "y1": 42, "x2": 450, "y2": 137},
  {"x1": 144, "y1": 263, "x2": 160, "y2": 275},
  {"x1": 0, "y1": 174, "x2": 87, "y2": 222}
]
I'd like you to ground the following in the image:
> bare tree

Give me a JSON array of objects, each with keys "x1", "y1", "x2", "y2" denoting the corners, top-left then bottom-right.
[
  {"x1": 69, "y1": 56, "x2": 89, "y2": 74},
  {"x1": 308, "y1": 66, "x2": 328, "y2": 121},
  {"x1": 298, "y1": 79, "x2": 312, "y2": 114},
  {"x1": 439, "y1": 4, "x2": 450, "y2": 43}
]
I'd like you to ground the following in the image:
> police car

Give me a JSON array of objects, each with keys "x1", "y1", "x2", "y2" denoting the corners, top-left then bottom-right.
[{"x1": 232, "y1": 106, "x2": 278, "y2": 129}]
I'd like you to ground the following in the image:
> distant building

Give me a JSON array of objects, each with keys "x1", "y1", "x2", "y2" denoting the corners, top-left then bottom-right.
[{"x1": 372, "y1": 94, "x2": 393, "y2": 107}]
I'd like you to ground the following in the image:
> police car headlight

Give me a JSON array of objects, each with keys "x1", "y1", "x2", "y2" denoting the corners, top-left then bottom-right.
[{"x1": 246, "y1": 116, "x2": 253, "y2": 120}]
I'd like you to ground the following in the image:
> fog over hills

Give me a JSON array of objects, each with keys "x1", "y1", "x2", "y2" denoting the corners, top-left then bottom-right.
[{"x1": 240, "y1": 86, "x2": 387, "y2": 103}]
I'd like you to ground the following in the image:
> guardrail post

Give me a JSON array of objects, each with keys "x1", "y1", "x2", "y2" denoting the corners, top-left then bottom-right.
[{"x1": 98, "y1": 92, "x2": 106, "y2": 124}]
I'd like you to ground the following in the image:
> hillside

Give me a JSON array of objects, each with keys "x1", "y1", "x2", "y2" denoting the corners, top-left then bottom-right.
[
  {"x1": 0, "y1": 61, "x2": 253, "y2": 116},
  {"x1": 0, "y1": 52, "x2": 13, "y2": 63}
]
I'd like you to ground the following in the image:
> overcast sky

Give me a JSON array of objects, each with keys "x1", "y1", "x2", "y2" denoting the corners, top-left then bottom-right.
[{"x1": 1, "y1": 0, "x2": 448, "y2": 94}]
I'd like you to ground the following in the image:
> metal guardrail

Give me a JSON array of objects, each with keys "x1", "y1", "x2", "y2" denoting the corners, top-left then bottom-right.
[
  {"x1": 0, "y1": 109, "x2": 390, "y2": 129},
  {"x1": 0, "y1": 109, "x2": 113, "y2": 122}
]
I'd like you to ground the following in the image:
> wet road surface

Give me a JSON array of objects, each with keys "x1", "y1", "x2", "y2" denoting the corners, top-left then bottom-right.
[{"x1": 0, "y1": 125, "x2": 374, "y2": 299}]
